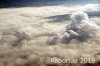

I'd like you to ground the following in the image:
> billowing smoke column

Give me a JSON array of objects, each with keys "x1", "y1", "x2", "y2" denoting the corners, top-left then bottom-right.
[{"x1": 48, "y1": 11, "x2": 100, "y2": 44}]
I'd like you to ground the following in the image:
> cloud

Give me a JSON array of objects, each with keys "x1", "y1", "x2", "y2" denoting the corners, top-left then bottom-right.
[
  {"x1": 64, "y1": 11, "x2": 100, "y2": 42},
  {"x1": 48, "y1": 11, "x2": 100, "y2": 44},
  {"x1": 0, "y1": 4, "x2": 100, "y2": 66}
]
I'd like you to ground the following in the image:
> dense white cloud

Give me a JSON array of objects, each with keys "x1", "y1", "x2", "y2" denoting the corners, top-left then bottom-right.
[
  {"x1": 0, "y1": 3, "x2": 100, "y2": 66},
  {"x1": 48, "y1": 11, "x2": 100, "y2": 44}
]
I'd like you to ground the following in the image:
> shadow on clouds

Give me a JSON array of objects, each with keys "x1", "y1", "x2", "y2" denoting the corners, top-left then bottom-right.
[{"x1": 44, "y1": 11, "x2": 100, "y2": 23}]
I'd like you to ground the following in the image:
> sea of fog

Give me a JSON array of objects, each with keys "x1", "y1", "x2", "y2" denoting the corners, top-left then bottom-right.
[{"x1": 0, "y1": 0, "x2": 100, "y2": 66}]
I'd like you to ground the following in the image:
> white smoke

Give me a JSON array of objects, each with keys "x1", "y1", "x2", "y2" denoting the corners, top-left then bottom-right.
[{"x1": 48, "y1": 11, "x2": 100, "y2": 44}]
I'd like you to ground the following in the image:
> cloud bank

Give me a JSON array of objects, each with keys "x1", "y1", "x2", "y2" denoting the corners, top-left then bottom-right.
[
  {"x1": 0, "y1": 4, "x2": 100, "y2": 66},
  {"x1": 48, "y1": 11, "x2": 100, "y2": 44}
]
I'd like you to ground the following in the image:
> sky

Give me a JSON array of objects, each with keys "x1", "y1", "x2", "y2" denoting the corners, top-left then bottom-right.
[{"x1": 0, "y1": 0, "x2": 99, "y2": 8}]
